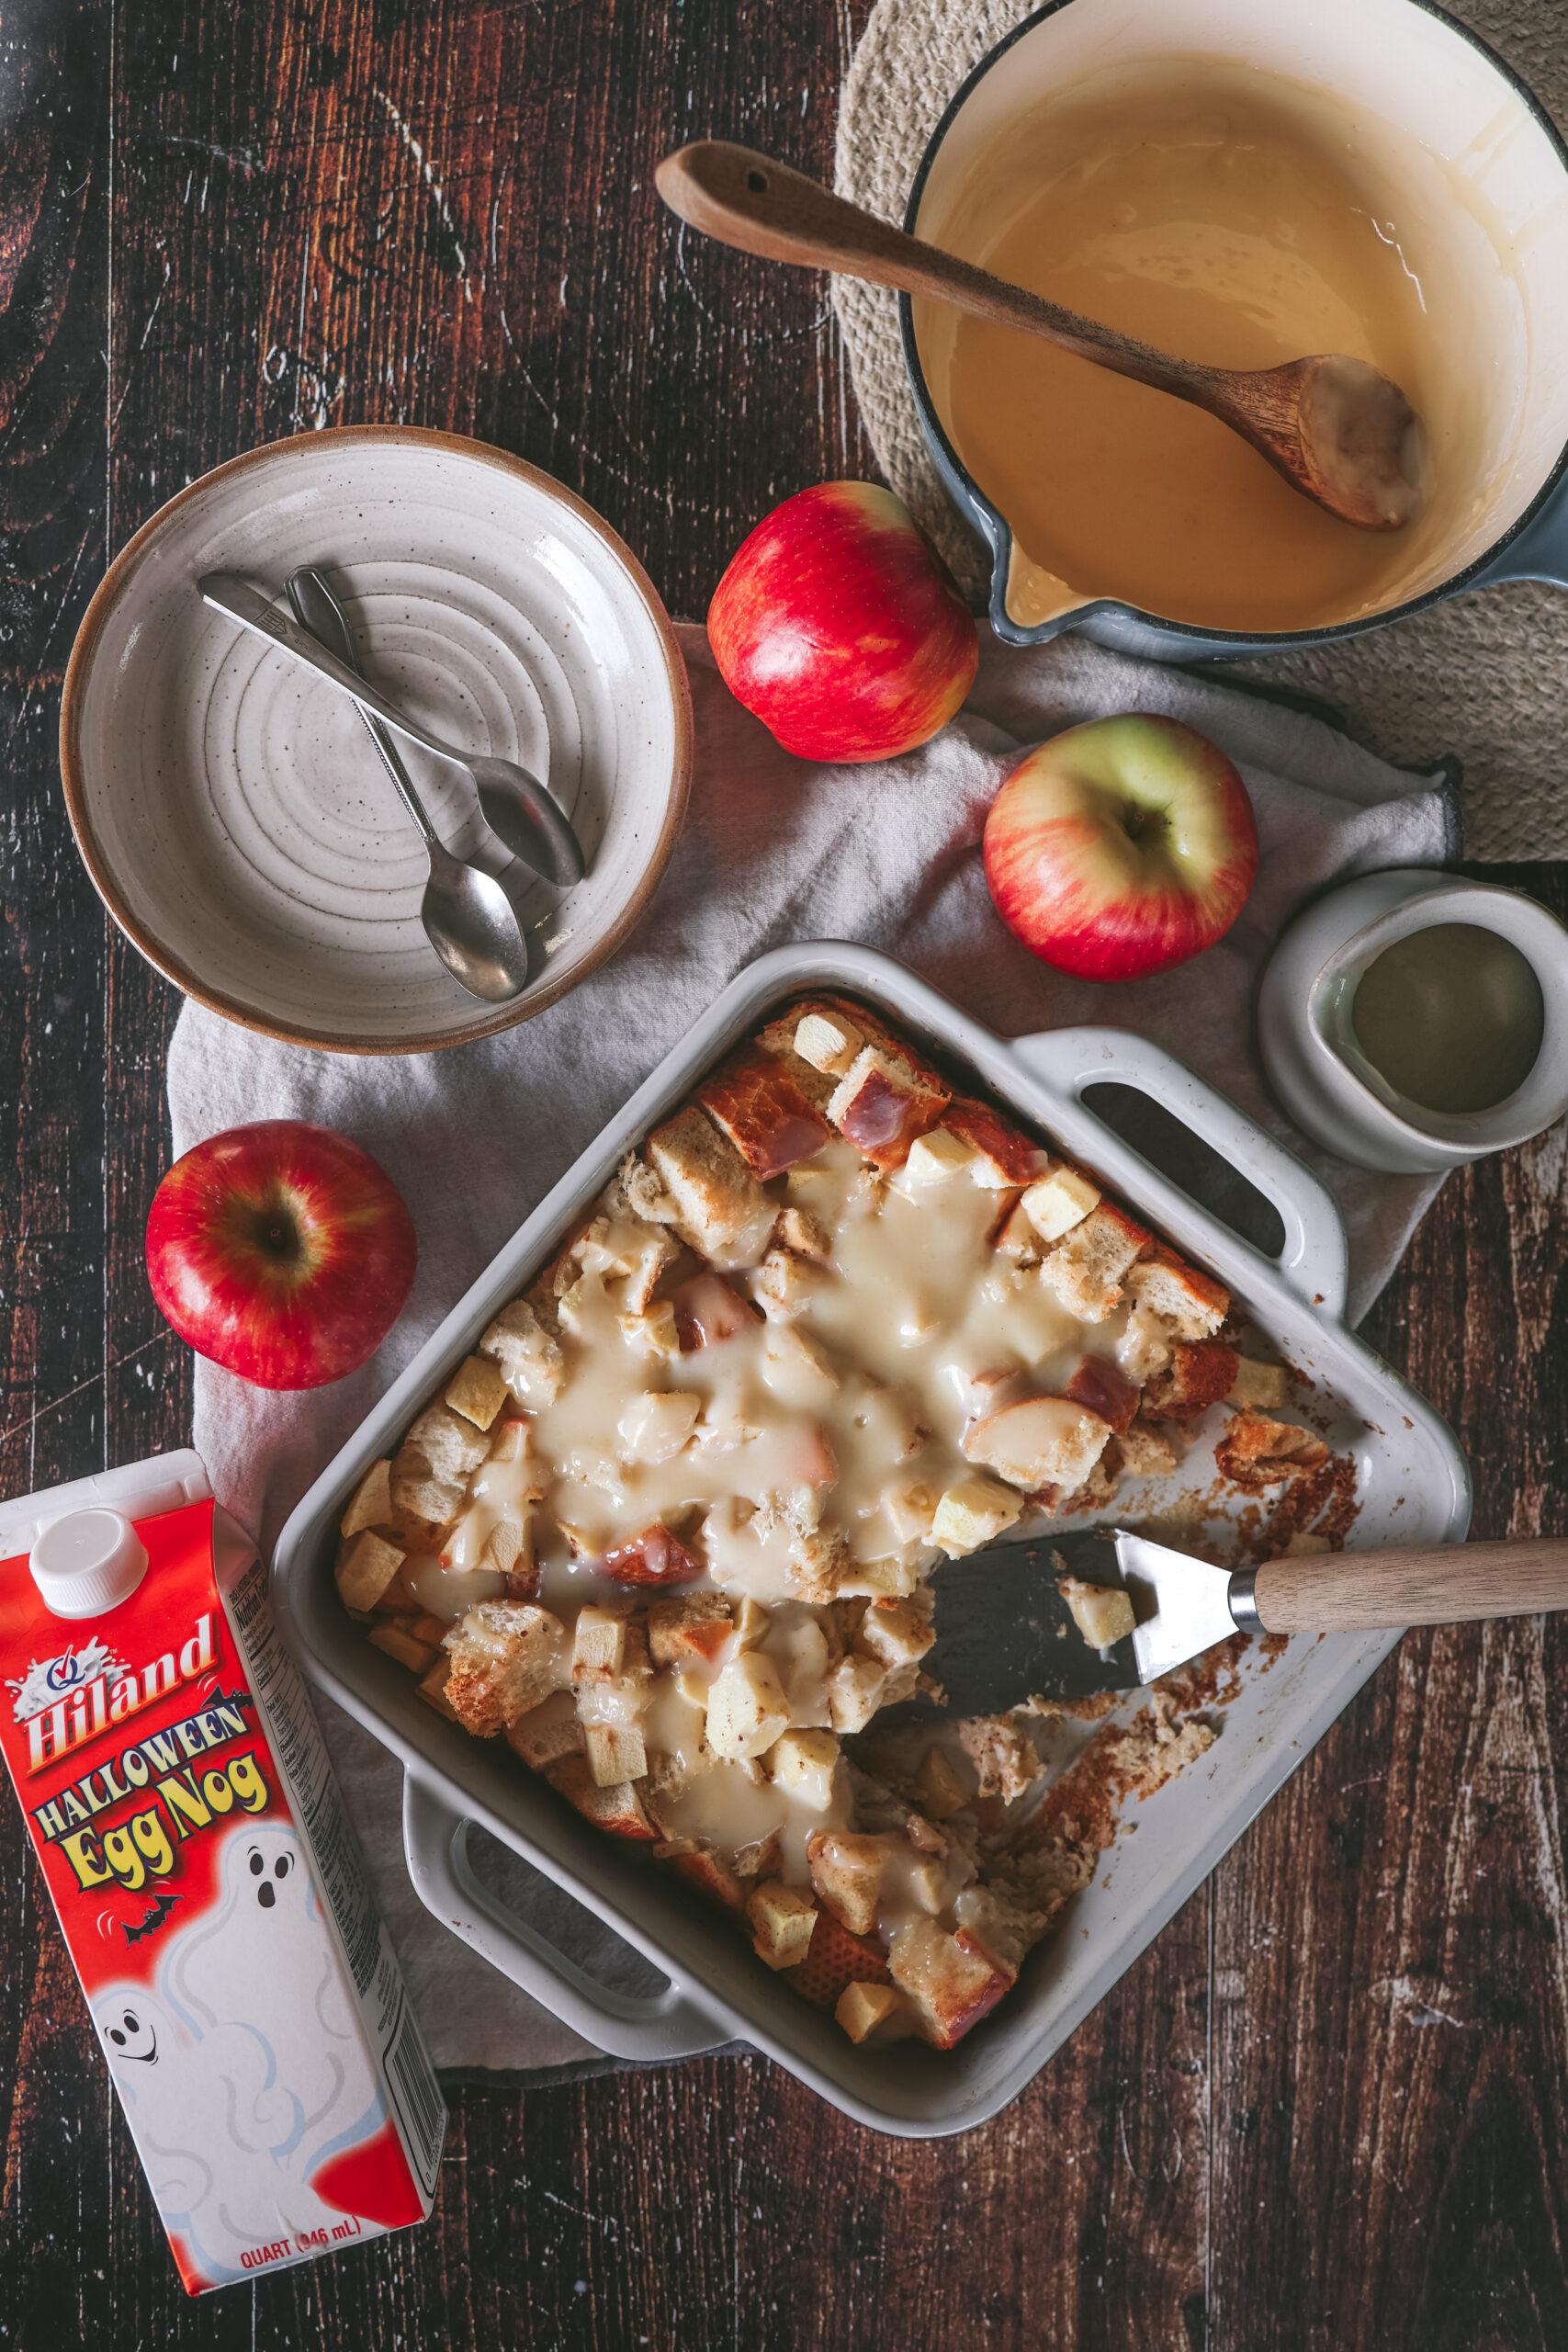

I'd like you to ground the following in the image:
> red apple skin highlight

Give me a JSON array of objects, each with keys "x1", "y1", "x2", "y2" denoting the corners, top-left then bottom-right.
[
  {"x1": 146, "y1": 1120, "x2": 417, "y2": 1390},
  {"x1": 983, "y1": 714, "x2": 1259, "y2": 982},
  {"x1": 707, "y1": 481, "x2": 979, "y2": 762}
]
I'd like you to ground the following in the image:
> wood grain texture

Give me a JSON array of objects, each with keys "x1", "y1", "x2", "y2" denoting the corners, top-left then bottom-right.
[{"x1": 0, "y1": 0, "x2": 1565, "y2": 2340}]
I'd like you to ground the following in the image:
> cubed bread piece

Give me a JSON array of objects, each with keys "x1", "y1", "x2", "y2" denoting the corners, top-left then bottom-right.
[
  {"x1": 916, "y1": 1746, "x2": 969, "y2": 1822},
  {"x1": 583, "y1": 1721, "x2": 649, "y2": 1788},
  {"x1": 807, "y1": 1829, "x2": 890, "y2": 1937},
  {"x1": 857, "y1": 1597, "x2": 936, "y2": 1670},
  {"x1": 826, "y1": 1653, "x2": 887, "y2": 1735},
  {"x1": 753, "y1": 1001, "x2": 841, "y2": 1107},
  {"x1": 1065, "y1": 1352, "x2": 1142, "y2": 1433},
  {"x1": 705, "y1": 1652, "x2": 792, "y2": 1761},
  {"x1": 826, "y1": 1044, "x2": 950, "y2": 1170},
  {"x1": 836, "y1": 1554, "x2": 920, "y2": 1601},
  {"x1": 835, "y1": 1981, "x2": 917, "y2": 2045},
  {"x1": 765, "y1": 1726, "x2": 841, "y2": 1812},
  {"x1": 939, "y1": 1098, "x2": 1044, "y2": 1188},
  {"x1": 734, "y1": 1828, "x2": 784, "y2": 1883},
  {"x1": 993, "y1": 1202, "x2": 1043, "y2": 1266},
  {"x1": 1060, "y1": 1576, "x2": 1136, "y2": 1649},
  {"x1": 964, "y1": 1396, "x2": 1111, "y2": 1496},
  {"x1": 1116, "y1": 1419, "x2": 1179, "y2": 1476},
  {"x1": 570, "y1": 1202, "x2": 681, "y2": 1312},
  {"x1": 662, "y1": 1844, "x2": 747, "y2": 1909},
  {"x1": 750, "y1": 1248, "x2": 823, "y2": 1323},
  {"x1": 336, "y1": 1530, "x2": 405, "y2": 1614},
  {"x1": 616, "y1": 1388, "x2": 702, "y2": 1465},
  {"x1": 777, "y1": 1204, "x2": 830, "y2": 1262},
  {"x1": 572, "y1": 1605, "x2": 630, "y2": 1683},
  {"x1": 697, "y1": 1044, "x2": 831, "y2": 1178},
  {"x1": 1214, "y1": 1408, "x2": 1330, "y2": 1488},
  {"x1": 403, "y1": 1400, "x2": 491, "y2": 1486},
  {"x1": 793, "y1": 1009, "x2": 864, "y2": 1077},
  {"x1": 1143, "y1": 1340, "x2": 1241, "y2": 1421},
  {"x1": 367, "y1": 1622, "x2": 437, "y2": 1674},
  {"x1": 547, "y1": 1752, "x2": 658, "y2": 1839},
  {"x1": 883, "y1": 1480, "x2": 938, "y2": 1546},
  {"x1": 931, "y1": 1474, "x2": 1023, "y2": 1558},
  {"x1": 1228, "y1": 1355, "x2": 1292, "y2": 1409},
  {"x1": 889, "y1": 1918, "x2": 1014, "y2": 2049},
  {"x1": 1038, "y1": 1202, "x2": 1150, "y2": 1321},
  {"x1": 620, "y1": 1302, "x2": 682, "y2": 1359},
  {"x1": 958, "y1": 1716, "x2": 1043, "y2": 1804},
  {"x1": 749, "y1": 1880, "x2": 819, "y2": 1972},
  {"x1": 1021, "y1": 1162, "x2": 1101, "y2": 1243},
  {"x1": 478, "y1": 1296, "x2": 566, "y2": 1408},
  {"x1": 646, "y1": 1105, "x2": 777, "y2": 1268},
  {"x1": 505, "y1": 1689, "x2": 584, "y2": 1771},
  {"x1": 443, "y1": 1601, "x2": 568, "y2": 1736},
  {"x1": 446, "y1": 1354, "x2": 509, "y2": 1430},
  {"x1": 415, "y1": 1657, "x2": 459, "y2": 1720},
  {"x1": 1125, "y1": 1244, "x2": 1229, "y2": 1340},
  {"x1": 1116, "y1": 1299, "x2": 1175, "y2": 1383},
  {"x1": 648, "y1": 1589, "x2": 733, "y2": 1668},
  {"x1": 341, "y1": 1458, "x2": 394, "y2": 1540}
]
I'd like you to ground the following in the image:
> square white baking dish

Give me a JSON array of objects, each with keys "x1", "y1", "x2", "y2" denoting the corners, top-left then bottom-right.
[{"x1": 271, "y1": 943, "x2": 1471, "y2": 2137}]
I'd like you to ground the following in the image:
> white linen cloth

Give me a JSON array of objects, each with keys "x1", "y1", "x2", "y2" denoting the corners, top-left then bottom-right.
[{"x1": 166, "y1": 621, "x2": 1461, "y2": 2075}]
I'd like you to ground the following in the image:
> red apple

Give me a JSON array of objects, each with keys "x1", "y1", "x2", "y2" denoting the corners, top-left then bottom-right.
[
  {"x1": 707, "y1": 481, "x2": 978, "y2": 761},
  {"x1": 983, "y1": 715, "x2": 1258, "y2": 981},
  {"x1": 146, "y1": 1121, "x2": 417, "y2": 1390}
]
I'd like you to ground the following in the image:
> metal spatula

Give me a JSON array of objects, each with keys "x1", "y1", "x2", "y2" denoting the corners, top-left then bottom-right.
[{"x1": 919, "y1": 1529, "x2": 1568, "y2": 1715}]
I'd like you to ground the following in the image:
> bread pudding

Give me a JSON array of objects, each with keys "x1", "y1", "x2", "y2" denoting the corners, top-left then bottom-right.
[{"x1": 339, "y1": 995, "x2": 1302, "y2": 2050}]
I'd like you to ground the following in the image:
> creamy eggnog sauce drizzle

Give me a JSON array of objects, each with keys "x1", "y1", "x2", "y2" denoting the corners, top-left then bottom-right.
[
  {"x1": 914, "y1": 64, "x2": 1506, "y2": 632},
  {"x1": 413, "y1": 1138, "x2": 1134, "y2": 1908}
]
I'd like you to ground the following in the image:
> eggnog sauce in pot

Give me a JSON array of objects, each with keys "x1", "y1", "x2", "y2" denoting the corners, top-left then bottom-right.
[{"x1": 914, "y1": 64, "x2": 1520, "y2": 633}]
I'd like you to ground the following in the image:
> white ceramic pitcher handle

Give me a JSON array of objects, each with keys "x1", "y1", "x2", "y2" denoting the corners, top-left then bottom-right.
[
  {"x1": 400, "y1": 1774, "x2": 731, "y2": 2062},
  {"x1": 1006, "y1": 1026, "x2": 1351, "y2": 1320}
]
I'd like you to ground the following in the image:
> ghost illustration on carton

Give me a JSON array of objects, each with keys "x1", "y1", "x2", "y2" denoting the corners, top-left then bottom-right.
[{"x1": 94, "y1": 1819, "x2": 390, "y2": 2284}]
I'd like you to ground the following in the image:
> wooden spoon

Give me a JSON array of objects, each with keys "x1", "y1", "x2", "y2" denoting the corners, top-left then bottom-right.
[{"x1": 656, "y1": 140, "x2": 1425, "y2": 534}]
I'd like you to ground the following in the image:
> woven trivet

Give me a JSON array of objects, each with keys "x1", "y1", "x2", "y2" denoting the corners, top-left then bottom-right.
[{"x1": 834, "y1": 0, "x2": 1568, "y2": 861}]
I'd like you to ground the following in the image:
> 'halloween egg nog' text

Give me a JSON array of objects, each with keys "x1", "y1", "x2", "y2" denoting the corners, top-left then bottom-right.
[{"x1": 0, "y1": 1452, "x2": 443, "y2": 2293}]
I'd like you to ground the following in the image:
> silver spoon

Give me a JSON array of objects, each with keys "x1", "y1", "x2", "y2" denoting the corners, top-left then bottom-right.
[
  {"x1": 198, "y1": 570, "x2": 586, "y2": 886},
  {"x1": 283, "y1": 566, "x2": 532, "y2": 1004}
]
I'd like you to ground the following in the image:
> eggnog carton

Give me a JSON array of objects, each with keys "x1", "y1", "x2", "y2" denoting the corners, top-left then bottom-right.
[{"x1": 0, "y1": 1451, "x2": 444, "y2": 2294}]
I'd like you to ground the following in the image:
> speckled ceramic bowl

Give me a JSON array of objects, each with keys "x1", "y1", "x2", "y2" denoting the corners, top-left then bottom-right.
[{"x1": 61, "y1": 429, "x2": 692, "y2": 1053}]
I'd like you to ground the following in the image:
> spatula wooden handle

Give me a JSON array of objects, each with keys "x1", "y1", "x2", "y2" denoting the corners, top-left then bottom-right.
[{"x1": 1252, "y1": 1539, "x2": 1568, "y2": 1634}]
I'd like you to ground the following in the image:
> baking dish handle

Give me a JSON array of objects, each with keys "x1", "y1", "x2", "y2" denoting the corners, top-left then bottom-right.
[
  {"x1": 1005, "y1": 1026, "x2": 1350, "y2": 1320},
  {"x1": 400, "y1": 1774, "x2": 732, "y2": 2062}
]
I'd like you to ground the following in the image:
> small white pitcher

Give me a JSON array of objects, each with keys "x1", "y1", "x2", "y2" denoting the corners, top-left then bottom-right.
[{"x1": 1258, "y1": 870, "x2": 1568, "y2": 1174}]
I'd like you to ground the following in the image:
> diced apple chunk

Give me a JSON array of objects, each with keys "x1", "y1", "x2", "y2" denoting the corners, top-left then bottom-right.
[
  {"x1": 807, "y1": 1829, "x2": 889, "y2": 1937},
  {"x1": 835, "y1": 1981, "x2": 916, "y2": 2045},
  {"x1": 765, "y1": 1726, "x2": 841, "y2": 1812},
  {"x1": 572, "y1": 1605, "x2": 628, "y2": 1683},
  {"x1": 1228, "y1": 1355, "x2": 1292, "y2": 1409},
  {"x1": 795, "y1": 1011, "x2": 863, "y2": 1076},
  {"x1": 619, "y1": 1303, "x2": 681, "y2": 1359},
  {"x1": 616, "y1": 1388, "x2": 702, "y2": 1465},
  {"x1": 336, "y1": 1530, "x2": 405, "y2": 1614},
  {"x1": 964, "y1": 1396, "x2": 1111, "y2": 1495},
  {"x1": 748, "y1": 1880, "x2": 819, "y2": 1971},
  {"x1": 479, "y1": 1297, "x2": 565, "y2": 1408},
  {"x1": 857, "y1": 1597, "x2": 935, "y2": 1670},
  {"x1": 826, "y1": 1653, "x2": 886, "y2": 1735},
  {"x1": 1060, "y1": 1576, "x2": 1135, "y2": 1649},
  {"x1": 446, "y1": 1354, "x2": 510, "y2": 1430},
  {"x1": 1021, "y1": 1163, "x2": 1101, "y2": 1243},
  {"x1": 751, "y1": 1249, "x2": 823, "y2": 1323},
  {"x1": 705, "y1": 1652, "x2": 792, "y2": 1761},
  {"x1": 931, "y1": 1475, "x2": 1022, "y2": 1558},
  {"x1": 341, "y1": 1459, "x2": 394, "y2": 1539},
  {"x1": 898, "y1": 1127, "x2": 977, "y2": 1186},
  {"x1": 583, "y1": 1721, "x2": 649, "y2": 1787}
]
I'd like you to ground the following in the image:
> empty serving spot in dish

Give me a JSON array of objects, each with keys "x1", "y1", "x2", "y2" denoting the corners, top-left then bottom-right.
[{"x1": 342, "y1": 994, "x2": 1351, "y2": 2048}]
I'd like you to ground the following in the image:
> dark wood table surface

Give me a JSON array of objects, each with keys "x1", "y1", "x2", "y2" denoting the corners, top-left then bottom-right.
[{"x1": 4, "y1": 0, "x2": 1567, "y2": 2342}]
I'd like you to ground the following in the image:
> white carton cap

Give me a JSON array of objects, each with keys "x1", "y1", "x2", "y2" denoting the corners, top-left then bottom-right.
[{"x1": 30, "y1": 1508, "x2": 151, "y2": 1620}]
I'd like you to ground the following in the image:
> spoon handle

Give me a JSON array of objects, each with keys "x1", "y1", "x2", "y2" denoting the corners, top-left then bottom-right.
[
  {"x1": 285, "y1": 568, "x2": 438, "y2": 849},
  {"x1": 655, "y1": 141, "x2": 1223, "y2": 408},
  {"x1": 199, "y1": 572, "x2": 473, "y2": 773}
]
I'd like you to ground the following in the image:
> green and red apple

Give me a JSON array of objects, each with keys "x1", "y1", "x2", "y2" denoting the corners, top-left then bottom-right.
[{"x1": 983, "y1": 714, "x2": 1258, "y2": 980}]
